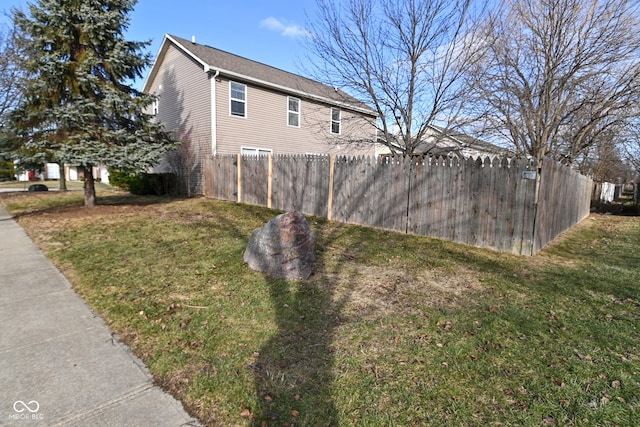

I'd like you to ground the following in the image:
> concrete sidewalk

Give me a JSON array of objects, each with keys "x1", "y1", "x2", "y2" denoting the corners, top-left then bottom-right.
[{"x1": 0, "y1": 205, "x2": 200, "y2": 426}]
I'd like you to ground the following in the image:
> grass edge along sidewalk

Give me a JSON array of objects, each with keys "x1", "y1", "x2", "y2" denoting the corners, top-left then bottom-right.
[{"x1": 1, "y1": 191, "x2": 639, "y2": 426}]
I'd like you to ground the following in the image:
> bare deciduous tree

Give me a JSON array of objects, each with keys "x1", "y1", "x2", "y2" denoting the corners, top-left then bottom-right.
[
  {"x1": 575, "y1": 131, "x2": 632, "y2": 183},
  {"x1": 466, "y1": 0, "x2": 640, "y2": 164},
  {"x1": 305, "y1": 0, "x2": 484, "y2": 155},
  {"x1": 620, "y1": 117, "x2": 640, "y2": 178}
]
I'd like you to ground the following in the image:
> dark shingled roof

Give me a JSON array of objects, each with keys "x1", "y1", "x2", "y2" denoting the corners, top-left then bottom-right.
[{"x1": 165, "y1": 34, "x2": 376, "y2": 116}]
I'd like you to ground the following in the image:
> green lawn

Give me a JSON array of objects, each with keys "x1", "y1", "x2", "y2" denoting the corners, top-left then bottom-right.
[{"x1": 2, "y1": 191, "x2": 639, "y2": 426}]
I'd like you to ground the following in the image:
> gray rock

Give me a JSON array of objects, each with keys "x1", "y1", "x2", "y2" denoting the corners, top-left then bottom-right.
[{"x1": 243, "y1": 211, "x2": 316, "y2": 280}]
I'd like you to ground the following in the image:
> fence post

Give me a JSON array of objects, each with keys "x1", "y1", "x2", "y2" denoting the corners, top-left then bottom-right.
[
  {"x1": 327, "y1": 154, "x2": 335, "y2": 221},
  {"x1": 237, "y1": 153, "x2": 242, "y2": 203}
]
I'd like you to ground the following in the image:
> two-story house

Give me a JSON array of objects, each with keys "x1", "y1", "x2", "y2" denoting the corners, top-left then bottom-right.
[{"x1": 143, "y1": 34, "x2": 379, "y2": 195}]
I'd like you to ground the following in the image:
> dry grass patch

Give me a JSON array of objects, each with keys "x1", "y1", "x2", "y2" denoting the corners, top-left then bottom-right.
[{"x1": 318, "y1": 265, "x2": 485, "y2": 322}]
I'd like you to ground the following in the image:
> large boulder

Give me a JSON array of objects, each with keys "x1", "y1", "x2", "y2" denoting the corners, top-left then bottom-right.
[{"x1": 243, "y1": 211, "x2": 316, "y2": 280}]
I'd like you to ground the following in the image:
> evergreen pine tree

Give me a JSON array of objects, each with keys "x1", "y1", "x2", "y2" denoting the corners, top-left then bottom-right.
[{"x1": 9, "y1": 0, "x2": 174, "y2": 206}]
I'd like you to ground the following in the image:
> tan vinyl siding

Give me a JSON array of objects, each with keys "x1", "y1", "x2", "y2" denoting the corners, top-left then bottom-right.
[
  {"x1": 146, "y1": 44, "x2": 212, "y2": 194},
  {"x1": 215, "y1": 77, "x2": 376, "y2": 156}
]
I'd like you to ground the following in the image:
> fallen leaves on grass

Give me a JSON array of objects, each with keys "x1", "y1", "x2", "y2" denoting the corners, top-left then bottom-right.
[{"x1": 240, "y1": 408, "x2": 253, "y2": 419}]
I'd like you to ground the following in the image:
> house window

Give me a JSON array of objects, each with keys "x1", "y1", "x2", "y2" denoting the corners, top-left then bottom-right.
[
  {"x1": 331, "y1": 107, "x2": 341, "y2": 134},
  {"x1": 152, "y1": 98, "x2": 159, "y2": 115},
  {"x1": 287, "y1": 97, "x2": 300, "y2": 127},
  {"x1": 230, "y1": 82, "x2": 246, "y2": 117},
  {"x1": 241, "y1": 146, "x2": 272, "y2": 157}
]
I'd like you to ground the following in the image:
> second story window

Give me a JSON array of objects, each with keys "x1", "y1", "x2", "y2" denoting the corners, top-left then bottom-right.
[
  {"x1": 230, "y1": 82, "x2": 246, "y2": 117},
  {"x1": 331, "y1": 107, "x2": 341, "y2": 134},
  {"x1": 288, "y1": 97, "x2": 300, "y2": 127}
]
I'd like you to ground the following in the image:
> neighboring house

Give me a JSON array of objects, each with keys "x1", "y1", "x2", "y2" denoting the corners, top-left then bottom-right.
[
  {"x1": 63, "y1": 164, "x2": 110, "y2": 183},
  {"x1": 379, "y1": 125, "x2": 512, "y2": 159},
  {"x1": 17, "y1": 163, "x2": 110, "y2": 184},
  {"x1": 143, "y1": 34, "x2": 380, "y2": 195}
]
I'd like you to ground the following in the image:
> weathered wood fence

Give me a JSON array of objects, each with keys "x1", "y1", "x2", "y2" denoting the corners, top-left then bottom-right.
[{"x1": 204, "y1": 154, "x2": 592, "y2": 255}]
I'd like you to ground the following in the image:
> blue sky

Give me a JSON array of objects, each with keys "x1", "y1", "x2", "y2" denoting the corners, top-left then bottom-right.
[{"x1": 2, "y1": 0, "x2": 319, "y2": 89}]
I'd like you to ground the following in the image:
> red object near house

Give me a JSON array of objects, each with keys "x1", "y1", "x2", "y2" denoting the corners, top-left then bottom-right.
[{"x1": 28, "y1": 171, "x2": 36, "y2": 181}]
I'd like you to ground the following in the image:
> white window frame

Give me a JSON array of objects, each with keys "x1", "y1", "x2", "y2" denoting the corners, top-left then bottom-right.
[
  {"x1": 230, "y1": 81, "x2": 247, "y2": 118},
  {"x1": 241, "y1": 146, "x2": 272, "y2": 157},
  {"x1": 287, "y1": 96, "x2": 300, "y2": 128},
  {"x1": 331, "y1": 107, "x2": 341, "y2": 134},
  {"x1": 152, "y1": 98, "x2": 159, "y2": 115}
]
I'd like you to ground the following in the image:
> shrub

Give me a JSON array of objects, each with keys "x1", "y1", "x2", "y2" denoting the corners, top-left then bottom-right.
[
  {"x1": 129, "y1": 173, "x2": 178, "y2": 196},
  {"x1": 108, "y1": 169, "x2": 178, "y2": 196},
  {"x1": 108, "y1": 169, "x2": 137, "y2": 190}
]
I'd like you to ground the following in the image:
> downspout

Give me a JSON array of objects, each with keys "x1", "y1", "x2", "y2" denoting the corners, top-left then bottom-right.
[{"x1": 208, "y1": 68, "x2": 219, "y2": 155}]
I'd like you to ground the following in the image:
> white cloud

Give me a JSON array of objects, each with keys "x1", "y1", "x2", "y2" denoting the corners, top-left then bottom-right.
[{"x1": 260, "y1": 17, "x2": 310, "y2": 38}]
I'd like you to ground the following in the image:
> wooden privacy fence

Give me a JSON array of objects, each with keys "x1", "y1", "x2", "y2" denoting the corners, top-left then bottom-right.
[{"x1": 204, "y1": 154, "x2": 592, "y2": 255}]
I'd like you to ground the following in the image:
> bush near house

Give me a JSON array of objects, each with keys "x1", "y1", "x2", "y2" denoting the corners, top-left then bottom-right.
[
  {"x1": 108, "y1": 169, "x2": 177, "y2": 196},
  {"x1": 129, "y1": 173, "x2": 177, "y2": 196},
  {"x1": 107, "y1": 169, "x2": 138, "y2": 190}
]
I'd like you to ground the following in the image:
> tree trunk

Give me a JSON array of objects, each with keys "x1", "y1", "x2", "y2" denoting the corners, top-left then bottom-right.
[
  {"x1": 58, "y1": 162, "x2": 67, "y2": 191},
  {"x1": 83, "y1": 166, "x2": 96, "y2": 207}
]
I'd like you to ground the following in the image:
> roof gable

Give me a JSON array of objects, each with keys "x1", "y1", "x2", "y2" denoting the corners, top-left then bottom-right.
[{"x1": 144, "y1": 34, "x2": 376, "y2": 117}]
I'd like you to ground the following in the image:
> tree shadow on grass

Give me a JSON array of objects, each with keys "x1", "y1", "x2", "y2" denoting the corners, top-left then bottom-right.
[
  {"x1": 249, "y1": 218, "x2": 351, "y2": 426},
  {"x1": 4, "y1": 192, "x2": 185, "y2": 220},
  {"x1": 252, "y1": 275, "x2": 347, "y2": 426}
]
